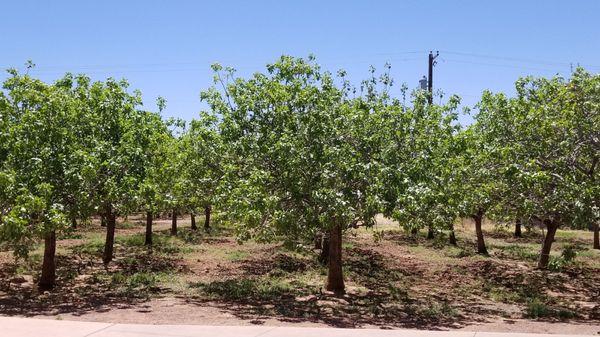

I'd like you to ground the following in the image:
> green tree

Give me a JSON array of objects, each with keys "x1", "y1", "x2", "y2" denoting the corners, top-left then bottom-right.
[
  {"x1": 453, "y1": 126, "x2": 508, "y2": 255},
  {"x1": 83, "y1": 78, "x2": 153, "y2": 264},
  {"x1": 0, "y1": 71, "x2": 91, "y2": 289},
  {"x1": 383, "y1": 90, "x2": 463, "y2": 244},
  {"x1": 152, "y1": 122, "x2": 186, "y2": 236},
  {"x1": 180, "y1": 111, "x2": 225, "y2": 232},
  {"x1": 203, "y1": 56, "x2": 387, "y2": 294},
  {"x1": 476, "y1": 69, "x2": 599, "y2": 267},
  {"x1": 135, "y1": 106, "x2": 171, "y2": 246}
]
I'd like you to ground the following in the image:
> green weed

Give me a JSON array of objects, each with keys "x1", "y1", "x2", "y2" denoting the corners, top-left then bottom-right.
[
  {"x1": 226, "y1": 250, "x2": 250, "y2": 261},
  {"x1": 525, "y1": 298, "x2": 549, "y2": 318},
  {"x1": 194, "y1": 277, "x2": 297, "y2": 301}
]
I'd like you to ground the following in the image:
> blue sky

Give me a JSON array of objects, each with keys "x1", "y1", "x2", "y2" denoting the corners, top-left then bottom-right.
[{"x1": 2, "y1": 0, "x2": 599, "y2": 123}]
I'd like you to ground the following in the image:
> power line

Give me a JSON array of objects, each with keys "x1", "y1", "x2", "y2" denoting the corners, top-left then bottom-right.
[
  {"x1": 3, "y1": 49, "x2": 598, "y2": 73},
  {"x1": 440, "y1": 50, "x2": 600, "y2": 70},
  {"x1": 2, "y1": 56, "x2": 425, "y2": 75},
  {"x1": 441, "y1": 58, "x2": 568, "y2": 73}
]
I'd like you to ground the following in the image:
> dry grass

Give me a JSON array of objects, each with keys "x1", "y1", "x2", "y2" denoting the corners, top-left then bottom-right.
[{"x1": 0, "y1": 213, "x2": 598, "y2": 332}]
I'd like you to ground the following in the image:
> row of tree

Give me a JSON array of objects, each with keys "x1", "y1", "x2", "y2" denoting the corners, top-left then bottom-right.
[
  {"x1": 0, "y1": 67, "x2": 222, "y2": 290},
  {"x1": 0, "y1": 57, "x2": 598, "y2": 294}
]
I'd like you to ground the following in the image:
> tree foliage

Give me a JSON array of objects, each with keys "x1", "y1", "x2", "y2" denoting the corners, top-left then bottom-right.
[{"x1": 0, "y1": 57, "x2": 597, "y2": 292}]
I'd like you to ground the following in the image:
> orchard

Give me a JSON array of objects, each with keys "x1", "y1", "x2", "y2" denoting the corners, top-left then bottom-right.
[{"x1": 0, "y1": 57, "x2": 598, "y2": 326}]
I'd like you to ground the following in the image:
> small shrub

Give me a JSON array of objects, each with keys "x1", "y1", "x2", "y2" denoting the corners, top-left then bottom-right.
[
  {"x1": 111, "y1": 271, "x2": 159, "y2": 293},
  {"x1": 127, "y1": 272, "x2": 158, "y2": 289},
  {"x1": 372, "y1": 230, "x2": 385, "y2": 243},
  {"x1": 548, "y1": 257, "x2": 564, "y2": 271},
  {"x1": 525, "y1": 298, "x2": 550, "y2": 318},
  {"x1": 111, "y1": 272, "x2": 127, "y2": 285},
  {"x1": 557, "y1": 308, "x2": 576, "y2": 319},
  {"x1": 195, "y1": 278, "x2": 296, "y2": 301},
  {"x1": 524, "y1": 298, "x2": 577, "y2": 319},
  {"x1": 561, "y1": 245, "x2": 578, "y2": 262},
  {"x1": 548, "y1": 245, "x2": 579, "y2": 271},
  {"x1": 419, "y1": 301, "x2": 458, "y2": 319}
]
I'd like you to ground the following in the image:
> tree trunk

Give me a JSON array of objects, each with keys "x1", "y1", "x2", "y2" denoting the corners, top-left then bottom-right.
[
  {"x1": 102, "y1": 206, "x2": 116, "y2": 265},
  {"x1": 538, "y1": 220, "x2": 559, "y2": 269},
  {"x1": 449, "y1": 224, "x2": 457, "y2": 246},
  {"x1": 314, "y1": 232, "x2": 322, "y2": 249},
  {"x1": 411, "y1": 227, "x2": 418, "y2": 236},
  {"x1": 325, "y1": 224, "x2": 345, "y2": 295},
  {"x1": 474, "y1": 211, "x2": 488, "y2": 255},
  {"x1": 100, "y1": 214, "x2": 106, "y2": 227},
  {"x1": 318, "y1": 233, "x2": 329, "y2": 265},
  {"x1": 145, "y1": 211, "x2": 153, "y2": 246},
  {"x1": 39, "y1": 230, "x2": 56, "y2": 290},
  {"x1": 171, "y1": 208, "x2": 177, "y2": 236},
  {"x1": 204, "y1": 205, "x2": 211, "y2": 232},
  {"x1": 71, "y1": 215, "x2": 77, "y2": 229},
  {"x1": 190, "y1": 212, "x2": 197, "y2": 230},
  {"x1": 592, "y1": 223, "x2": 599, "y2": 250},
  {"x1": 514, "y1": 218, "x2": 522, "y2": 238},
  {"x1": 427, "y1": 226, "x2": 435, "y2": 240}
]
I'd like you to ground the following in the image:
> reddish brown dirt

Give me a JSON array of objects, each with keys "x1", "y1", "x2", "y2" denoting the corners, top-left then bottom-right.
[{"x1": 0, "y1": 215, "x2": 598, "y2": 335}]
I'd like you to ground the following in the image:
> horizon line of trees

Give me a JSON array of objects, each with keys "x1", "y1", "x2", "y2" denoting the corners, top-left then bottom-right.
[{"x1": 0, "y1": 56, "x2": 598, "y2": 294}]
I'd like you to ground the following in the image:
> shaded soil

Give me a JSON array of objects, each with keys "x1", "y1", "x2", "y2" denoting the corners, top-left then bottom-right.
[{"x1": 0, "y1": 215, "x2": 598, "y2": 334}]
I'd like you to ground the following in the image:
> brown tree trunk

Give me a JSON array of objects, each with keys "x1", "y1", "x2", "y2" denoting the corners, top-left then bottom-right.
[
  {"x1": 204, "y1": 205, "x2": 211, "y2": 232},
  {"x1": 102, "y1": 205, "x2": 116, "y2": 265},
  {"x1": 592, "y1": 223, "x2": 599, "y2": 250},
  {"x1": 318, "y1": 233, "x2": 329, "y2": 265},
  {"x1": 171, "y1": 208, "x2": 177, "y2": 236},
  {"x1": 100, "y1": 214, "x2": 106, "y2": 227},
  {"x1": 39, "y1": 230, "x2": 56, "y2": 290},
  {"x1": 427, "y1": 226, "x2": 435, "y2": 240},
  {"x1": 325, "y1": 224, "x2": 345, "y2": 295},
  {"x1": 190, "y1": 212, "x2": 197, "y2": 230},
  {"x1": 474, "y1": 210, "x2": 488, "y2": 255},
  {"x1": 71, "y1": 215, "x2": 77, "y2": 229},
  {"x1": 411, "y1": 227, "x2": 418, "y2": 236},
  {"x1": 314, "y1": 232, "x2": 322, "y2": 249},
  {"x1": 538, "y1": 220, "x2": 559, "y2": 269},
  {"x1": 449, "y1": 224, "x2": 457, "y2": 246},
  {"x1": 145, "y1": 211, "x2": 153, "y2": 246},
  {"x1": 515, "y1": 218, "x2": 522, "y2": 238}
]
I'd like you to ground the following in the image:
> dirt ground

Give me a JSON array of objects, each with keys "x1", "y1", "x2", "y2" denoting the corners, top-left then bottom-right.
[{"x1": 0, "y1": 215, "x2": 598, "y2": 335}]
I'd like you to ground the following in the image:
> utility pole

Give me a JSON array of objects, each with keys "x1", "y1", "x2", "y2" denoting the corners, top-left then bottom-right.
[{"x1": 428, "y1": 50, "x2": 439, "y2": 104}]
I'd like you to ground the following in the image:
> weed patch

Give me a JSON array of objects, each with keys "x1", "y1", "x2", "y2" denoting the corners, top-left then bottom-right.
[{"x1": 192, "y1": 277, "x2": 304, "y2": 302}]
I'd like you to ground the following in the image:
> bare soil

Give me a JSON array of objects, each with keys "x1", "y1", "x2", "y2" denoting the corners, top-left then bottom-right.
[{"x1": 0, "y1": 215, "x2": 599, "y2": 334}]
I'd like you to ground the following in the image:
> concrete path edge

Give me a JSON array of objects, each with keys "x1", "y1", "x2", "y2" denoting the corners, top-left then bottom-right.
[{"x1": 0, "y1": 316, "x2": 592, "y2": 337}]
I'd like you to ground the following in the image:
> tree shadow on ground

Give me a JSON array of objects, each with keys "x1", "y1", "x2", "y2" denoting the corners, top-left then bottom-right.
[
  {"x1": 239, "y1": 253, "x2": 309, "y2": 276},
  {"x1": 486, "y1": 228, "x2": 544, "y2": 244},
  {"x1": 184, "y1": 247, "x2": 508, "y2": 329},
  {"x1": 462, "y1": 259, "x2": 600, "y2": 322},
  {"x1": 0, "y1": 240, "x2": 180, "y2": 317}
]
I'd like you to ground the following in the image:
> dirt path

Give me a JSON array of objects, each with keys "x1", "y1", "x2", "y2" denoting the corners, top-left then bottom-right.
[{"x1": 20, "y1": 297, "x2": 599, "y2": 335}]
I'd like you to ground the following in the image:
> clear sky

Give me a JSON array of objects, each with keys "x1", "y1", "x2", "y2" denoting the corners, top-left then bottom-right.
[{"x1": 2, "y1": 0, "x2": 599, "y2": 123}]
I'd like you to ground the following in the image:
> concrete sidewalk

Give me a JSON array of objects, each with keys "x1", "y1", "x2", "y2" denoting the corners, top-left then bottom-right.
[{"x1": 0, "y1": 317, "x2": 593, "y2": 337}]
